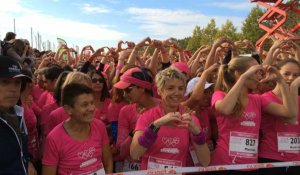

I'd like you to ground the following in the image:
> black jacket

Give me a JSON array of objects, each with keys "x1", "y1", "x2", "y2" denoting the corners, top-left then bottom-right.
[{"x1": 0, "y1": 106, "x2": 29, "y2": 175}]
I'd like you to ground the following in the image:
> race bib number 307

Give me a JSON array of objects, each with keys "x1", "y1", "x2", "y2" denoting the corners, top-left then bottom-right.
[{"x1": 229, "y1": 132, "x2": 258, "y2": 158}]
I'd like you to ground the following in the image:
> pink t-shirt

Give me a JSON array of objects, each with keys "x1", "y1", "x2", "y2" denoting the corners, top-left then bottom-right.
[
  {"x1": 210, "y1": 91, "x2": 269, "y2": 165},
  {"x1": 32, "y1": 84, "x2": 43, "y2": 103},
  {"x1": 43, "y1": 119, "x2": 109, "y2": 175},
  {"x1": 40, "y1": 102, "x2": 59, "y2": 127},
  {"x1": 45, "y1": 107, "x2": 69, "y2": 136},
  {"x1": 259, "y1": 91, "x2": 300, "y2": 161},
  {"x1": 23, "y1": 103, "x2": 39, "y2": 162},
  {"x1": 37, "y1": 91, "x2": 54, "y2": 108},
  {"x1": 199, "y1": 107, "x2": 214, "y2": 151},
  {"x1": 135, "y1": 105, "x2": 201, "y2": 170},
  {"x1": 94, "y1": 98, "x2": 111, "y2": 125},
  {"x1": 107, "y1": 102, "x2": 127, "y2": 122}
]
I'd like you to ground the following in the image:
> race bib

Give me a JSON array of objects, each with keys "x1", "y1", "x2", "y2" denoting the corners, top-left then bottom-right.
[
  {"x1": 87, "y1": 168, "x2": 105, "y2": 175},
  {"x1": 277, "y1": 132, "x2": 300, "y2": 153},
  {"x1": 229, "y1": 132, "x2": 258, "y2": 158},
  {"x1": 123, "y1": 159, "x2": 141, "y2": 172},
  {"x1": 147, "y1": 156, "x2": 182, "y2": 169}
]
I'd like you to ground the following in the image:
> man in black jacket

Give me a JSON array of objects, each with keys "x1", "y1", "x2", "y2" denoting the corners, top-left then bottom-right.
[{"x1": 0, "y1": 55, "x2": 36, "y2": 175}]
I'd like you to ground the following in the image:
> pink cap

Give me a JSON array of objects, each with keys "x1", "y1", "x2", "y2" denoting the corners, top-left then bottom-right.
[
  {"x1": 171, "y1": 62, "x2": 190, "y2": 75},
  {"x1": 114, "y1": 67, "x2": 152, "y2": 90}
]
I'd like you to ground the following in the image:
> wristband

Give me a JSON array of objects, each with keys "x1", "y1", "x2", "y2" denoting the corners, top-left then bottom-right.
[
  {"x1": 138, "y1": 126, "x2": 158, "y2": 148},
  {"x1": 191, "y1": 130, "x2": 206, "y2": 145}
]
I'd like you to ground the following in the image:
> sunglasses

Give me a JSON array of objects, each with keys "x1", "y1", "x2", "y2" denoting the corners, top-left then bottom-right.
[
  {"x1": 92, "y1": 78, "x2": 105, "y2": 83},
  {"x1": 124, "y1": 85, "x2": 136, "y2": 94}
]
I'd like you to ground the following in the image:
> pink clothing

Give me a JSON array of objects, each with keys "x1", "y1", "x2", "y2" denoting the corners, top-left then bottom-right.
[
  {"x1": 40, "y1": 102, "x2": 59, "y2": 127},
  {"x1": 94, "y1": 98, "x2": 111, "y2": 125},
  {"x1": 32, "y1": 84, "x2": 43, "y2": 103},
  {"x1": 135, "y1": 105, "x2": 201, "y2": 170},
  {"x1": 107, "y1": 102, "x2": 127, "y2": 122},
  {"x1": 210, "y1": 91, "x2": 270, "y2": 165},
  {"x1": 43, "y1": 119, "x2": 109, "y2": 175},
  {"x1": 259, "y1": 91, "x2": 300, "y2": 161},
  {"x1": 37, "y1": 91, "x2": 54, "y2": 108},
  {"x1": 45, "y1": 107, "x2": 69, "y2": 136},
  {"x1": 199, "y1": 107, "x2": 214, "y2": 151},
  {"x1": 23, "y1": 103, "x2": 40, "y2": 162}
]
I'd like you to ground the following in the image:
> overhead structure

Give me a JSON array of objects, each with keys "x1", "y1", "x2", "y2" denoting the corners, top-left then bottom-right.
[{"x1": 251, "y1": 0, "x2": 300, "y2": 49}]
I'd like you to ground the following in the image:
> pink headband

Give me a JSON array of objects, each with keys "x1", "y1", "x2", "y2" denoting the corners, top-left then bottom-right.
[{"x1": 121, "y1": 74, "x2": 153, "y2": 90}]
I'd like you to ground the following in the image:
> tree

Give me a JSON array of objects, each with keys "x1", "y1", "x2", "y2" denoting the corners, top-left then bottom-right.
[
  {"x1": 241, "y1": 5, "x2": 265, "y2": 44},
  {"x1": 284, "y1": 1, "x2": 300, "y2": 35},
  {"x1": 216, "y1": 20, "x2": 239, "y2": 41},
  {"x1": 200, "y1": 19, "x2": 219, "y2": 45},
  {"x1": 186, "y1": 25, "x2": 203, "y2": 52}
]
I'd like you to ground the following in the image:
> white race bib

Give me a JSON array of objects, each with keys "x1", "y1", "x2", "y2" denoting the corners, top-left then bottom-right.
[
  {"x1": 123, "y1": 159, "x2": 141, "y2": 172},
  {"x1": 147, "y1": 156, "x2": 182, "y2": 169},
  {"x1": 277, "y1": 132, "x2": 300, "y2": 153},
  {"x1": 229, "y1": 132, "x2": 258, "y2": 158}
]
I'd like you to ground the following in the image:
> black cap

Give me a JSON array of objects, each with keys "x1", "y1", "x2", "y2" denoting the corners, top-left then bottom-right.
[{"x1": 0, "y1": 56, "x2": 32, "y2": 82}]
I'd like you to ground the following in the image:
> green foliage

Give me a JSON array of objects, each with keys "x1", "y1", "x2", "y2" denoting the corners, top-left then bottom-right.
[
  {"x1": 241, "y1": 5, "x2": 265, "y2": 45},
  {"x1": 216, "y1": 20, "x2": 239, "y2": 41}
]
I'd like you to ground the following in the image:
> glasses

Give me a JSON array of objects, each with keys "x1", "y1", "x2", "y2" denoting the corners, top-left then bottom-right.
[
  {"x1": 92, "y1": 78, "x2": 105, "y2": 83},
  {"x1": 124, "y1": 85, "x2": 136, "y2": 94}
]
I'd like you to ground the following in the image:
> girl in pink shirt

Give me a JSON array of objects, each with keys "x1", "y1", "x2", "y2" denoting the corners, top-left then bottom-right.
[
  {"x1": 130, "y1": 68, "x2": 210, "y2": 170},
  {"x1": 42, "y1": 83, "x2": 113, "y2": 174},
  {"x1": 210, "y1": 56, "x2": 297, "y2": 175},
  {"x1": 88, "y1": 71, "x2": 111, "y2": 125},
  {"x1": 259, "y1": 58, "x2": 300, "y2": 175},
  {"x1": 114, "y1": 67, "x2": 158, "y2": 172}
]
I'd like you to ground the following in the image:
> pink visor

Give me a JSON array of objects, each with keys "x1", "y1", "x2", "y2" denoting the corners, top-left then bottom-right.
[
  {"x1": 114, "y1": 67, "x2": 153, "y2": 90},
  {"x1": 171, "y1": 62, "x2": 190, "y2": 75}
]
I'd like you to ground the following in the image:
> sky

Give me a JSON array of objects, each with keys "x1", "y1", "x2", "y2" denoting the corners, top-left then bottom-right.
[{"x1": 0, "y1": 0, "x2": 256, "y2": 51}]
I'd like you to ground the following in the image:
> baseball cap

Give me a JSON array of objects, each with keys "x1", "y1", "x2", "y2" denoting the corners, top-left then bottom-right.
[
  {"x1": 0, "y1": 56, "x2": 32, "y2": 82},
  {"x1": 171, "y1": 62, "x2": 190, "y2": 76},
  {"x1": 184, "y1": 77, "x2": 214, "y2": 96},
  {"x1": 114, "y1": 67, "x2": 153, "y2": 90}
]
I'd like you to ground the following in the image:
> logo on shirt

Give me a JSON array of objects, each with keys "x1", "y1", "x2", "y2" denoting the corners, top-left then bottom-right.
[
  {"x1": 240, "y1": 112, "x2": 256, "y2": 127},
  {"x1": 162, "y1": 137, "x2": 180, "y2": 147},
  {"x1": 78, "y1": 147, "x2": 96, "y2": 160}
]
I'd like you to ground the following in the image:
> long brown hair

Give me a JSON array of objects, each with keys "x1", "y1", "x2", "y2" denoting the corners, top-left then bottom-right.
[{"x1": 215, "y1": 56, "x2": 256, "y2": 117}]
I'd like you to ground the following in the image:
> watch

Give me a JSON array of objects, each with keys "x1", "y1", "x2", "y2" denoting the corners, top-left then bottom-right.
[{"x1": 149, "y1": 123, "x2": 160, "y2": 133}]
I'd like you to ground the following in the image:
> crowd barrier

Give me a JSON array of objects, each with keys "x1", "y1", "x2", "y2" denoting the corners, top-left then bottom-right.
[{"x1": 107, "y1": 161, "x2": 300, "y2": 175}]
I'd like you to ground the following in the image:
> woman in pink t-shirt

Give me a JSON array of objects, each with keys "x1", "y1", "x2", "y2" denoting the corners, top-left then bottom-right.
[
  {"x1": 130, "y1": 68, "x2": 210, "y2": 170},
  {"x1": 42, "y1": 83, "x2": 113, "y2": 175},
  {"x1": 259, "y1": 58, "x2": 300, "y2": 175},
  {"x1": 114, "y1": 67, "x2": 158, "y2": 172},
  {"x1": 210, "y1": 56, "x2": 297, "y2": 175},
  {"x1": 45, "y1": 72, "x2": 93, "y2": 136},
  {"x1": 88, "y1": 71, "x2": 111, "y2": 125}
]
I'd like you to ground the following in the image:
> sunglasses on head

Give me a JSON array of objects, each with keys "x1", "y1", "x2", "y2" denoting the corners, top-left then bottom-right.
[{"x1": 92, "y1": 78, "x2": 105, "y2": 83}]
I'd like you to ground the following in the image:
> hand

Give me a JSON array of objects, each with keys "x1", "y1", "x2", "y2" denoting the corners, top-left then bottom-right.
[
  {"x1": 241, "y1": 65, "x2": 264, "y2": 80},
  {"x1": 135, "y1": 37, "x2": 151, "y2": 48},
  {"x1": 177, "y1": 113, "x2": 201, "y2": 135},
  {"x1": 125, "y1": 41, "x2": 136, "y2": 49},
  {"x1": 28, "y1": 161, "x2": 37, "y2": 175},
  {"x1": 153, "y1": 112, "x2": 183, "y2": 128},
  {"x1": 260, "y1": 65, "x2": 283, "y2": 83},
  {"x1": 150, "y1": 39, "x2": 163, "y2": 48}
]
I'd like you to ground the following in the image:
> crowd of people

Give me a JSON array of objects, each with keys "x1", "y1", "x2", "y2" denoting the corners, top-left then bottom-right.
[{"x1": 0, "y1": 31, "x2": 300, "y2": 175}]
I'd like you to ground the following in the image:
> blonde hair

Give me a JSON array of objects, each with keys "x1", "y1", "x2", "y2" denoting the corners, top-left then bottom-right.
[
  {"x1": 155, "y1": 67, "x2": 186, "y2": 94},
  {"x1": 62, "y1": 72, "x2": 92, "y2": 89},
  {"x1": 215, "y1": 56, "x2": 257, "y2": 117}
]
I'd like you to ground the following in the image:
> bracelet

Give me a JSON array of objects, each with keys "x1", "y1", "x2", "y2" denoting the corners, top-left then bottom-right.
[
  {"x1": 191, "y1": 130, "x2": 206, "y2": 145},
  {"x1": 138, "y1": 126, "x2": 158, "y2": 148}
]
